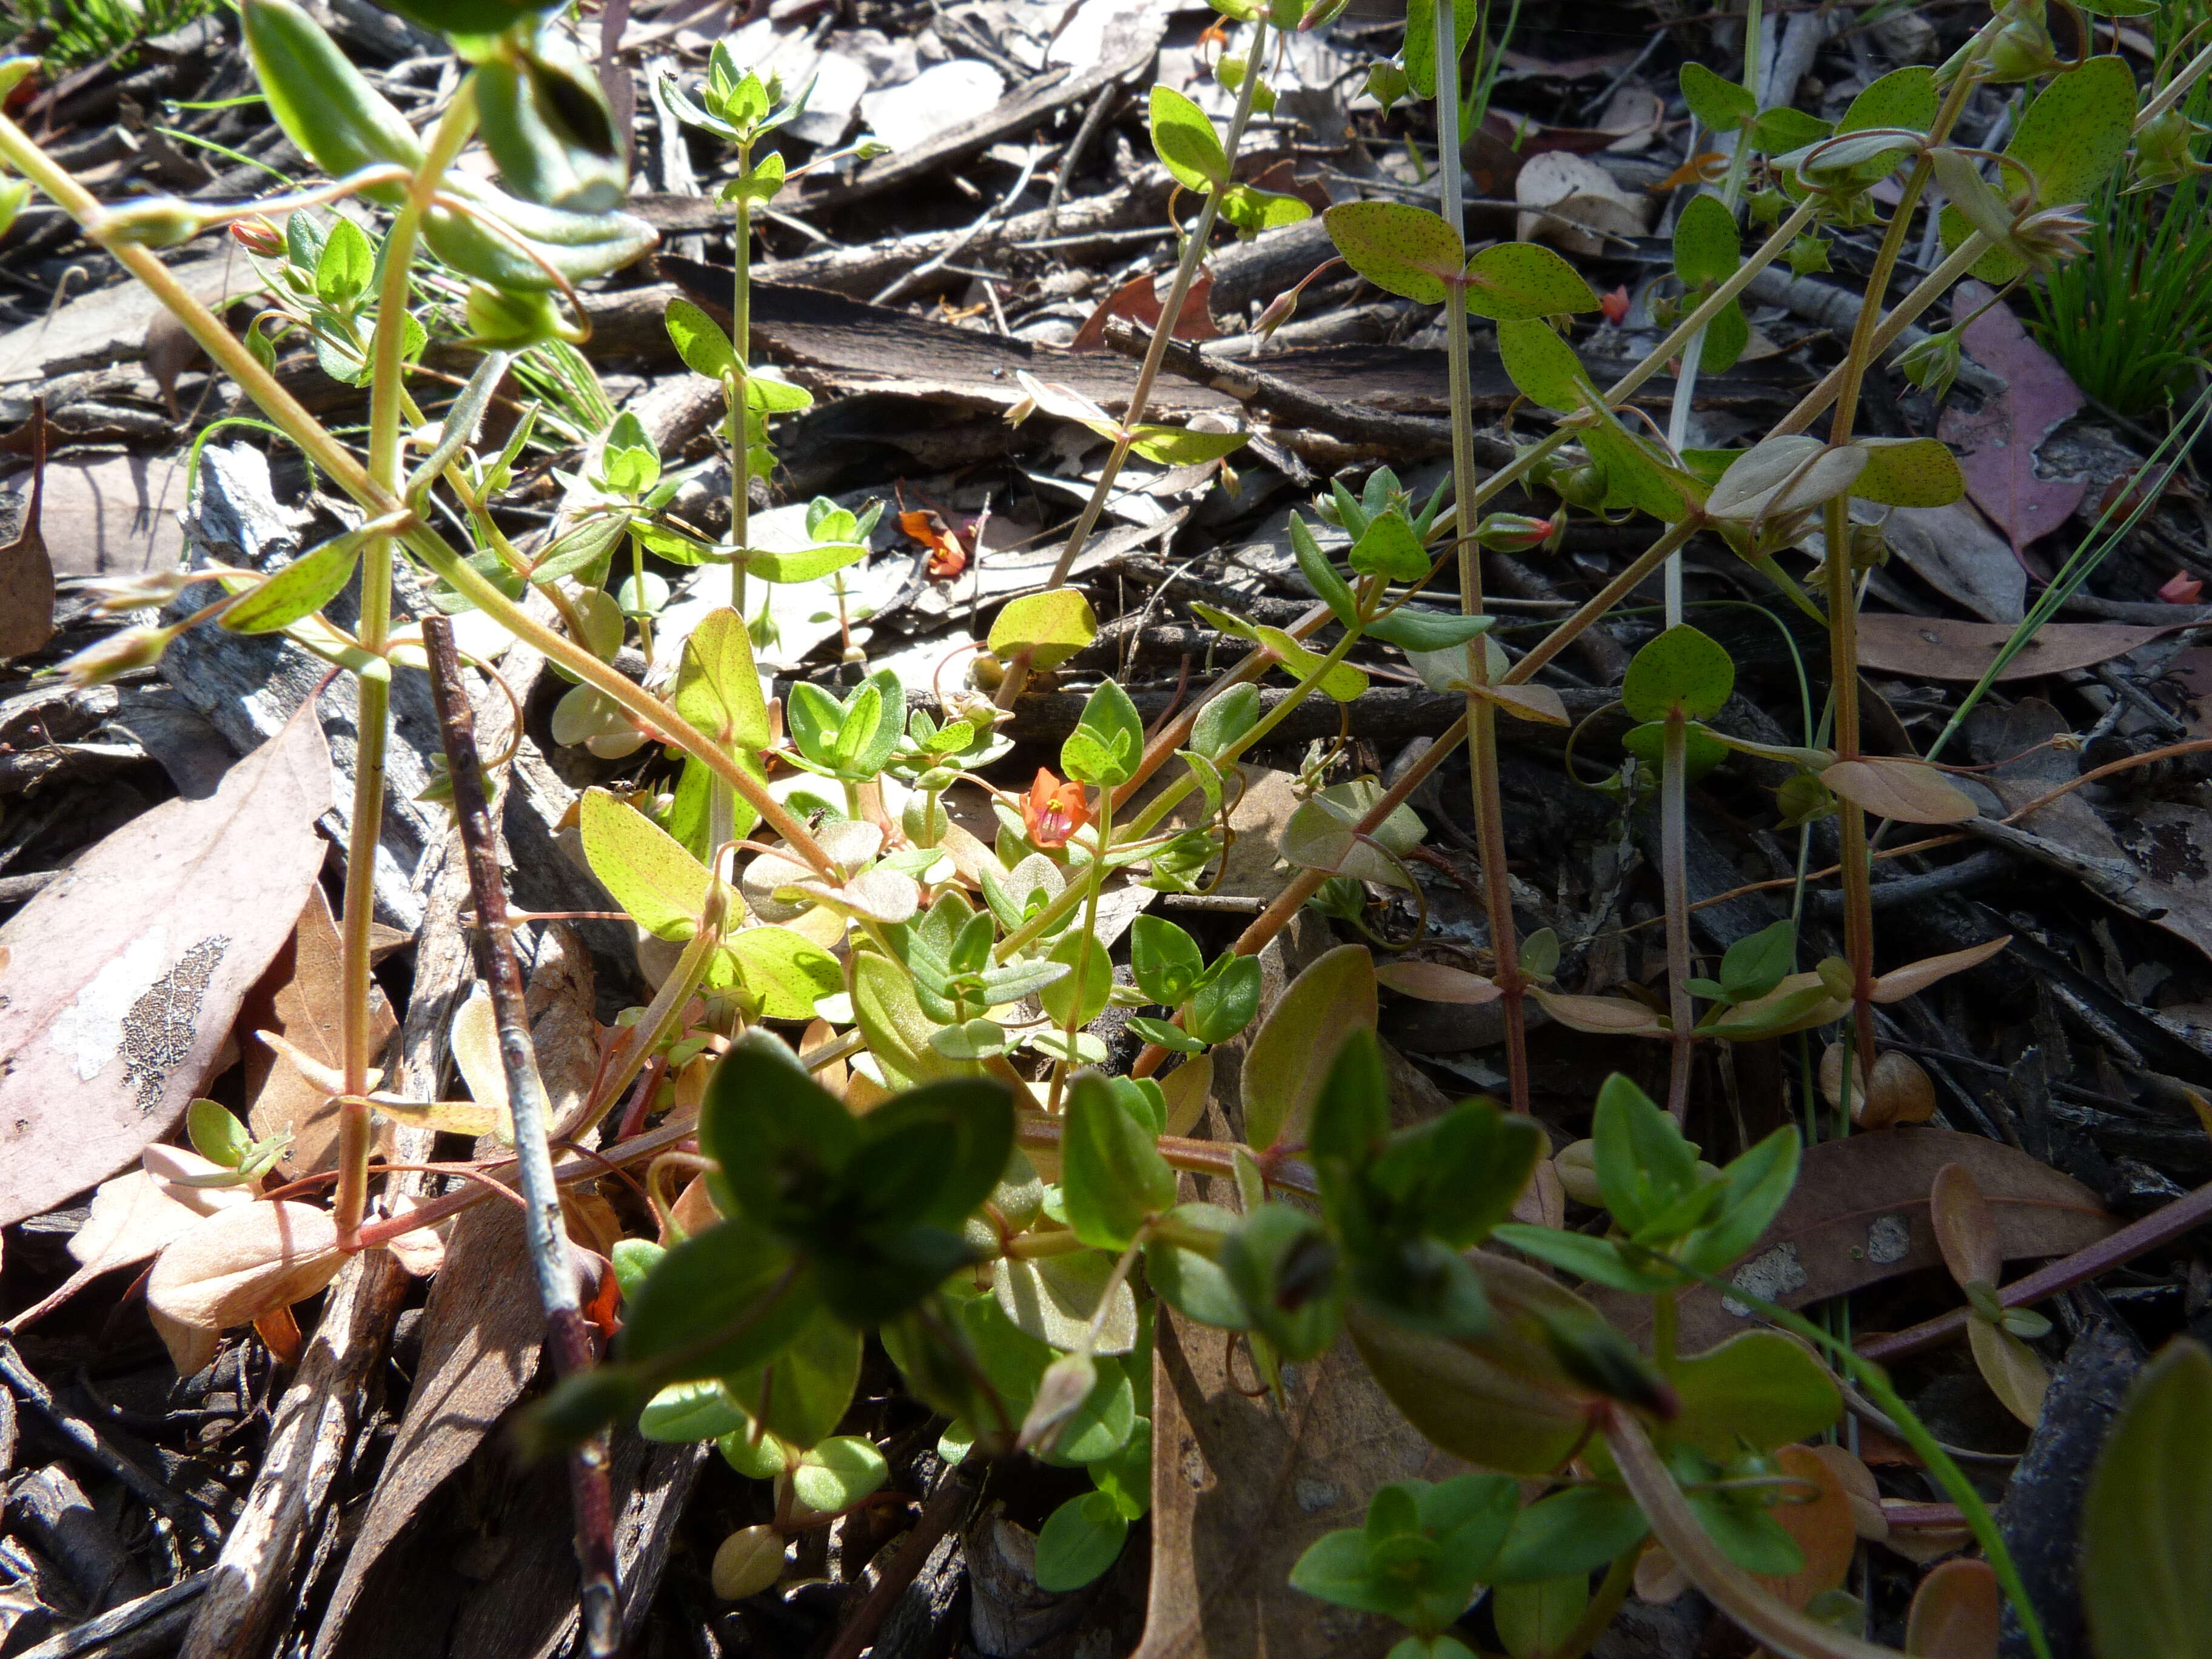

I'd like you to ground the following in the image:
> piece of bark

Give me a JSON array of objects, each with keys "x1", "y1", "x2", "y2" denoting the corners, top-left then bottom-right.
[
  {"x1": 11, "y1": 1572, "x2": 209, "y2": 1659},
  {"x1": 175, "y1": 1247, "x2": 412, "y2": 1659},
  {"x1": 6, "y1": 1464, "x2": 153, "y2": 1614},
  {"x1": 1997, "y1": 1317, "x2": 2145, "y2": 1658},
  {"x1": 793, "y1": 24, "x2": 1164, "y2": 212}
]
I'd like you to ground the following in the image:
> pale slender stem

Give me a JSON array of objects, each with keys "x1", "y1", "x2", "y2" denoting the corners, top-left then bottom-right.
[
  {"x1": 996, "y1": 18, "x2": 1274, "y2": 709},
  {"x1": 1661, "y1": 711, "x2": 1694, "y2": 1120},
  {"x1": 1604, "y1": 1412, "x2": 1906, "y2": 1659},
  {"x1": 731, "y1": 170, "x2": 752, "y2": 619},
  {"x1": 335, "y1": 86, "x2": 478, "y2": 1247}
]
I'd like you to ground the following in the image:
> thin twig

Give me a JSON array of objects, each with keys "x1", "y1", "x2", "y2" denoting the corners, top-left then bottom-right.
[
  {"x1": 820, "y1": 1467, "x2": 977, "y2": 1659},
  {"x1": 420, "y1": 617, "x2": 622, "y2": 1658}
]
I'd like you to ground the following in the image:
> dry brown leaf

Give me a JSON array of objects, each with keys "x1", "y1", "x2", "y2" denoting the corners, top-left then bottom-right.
[
  {"x1": 1514, "y1": 150, "x2": 1650, "y2": 254},
  {"x1": 243, "y1": 883, "x2": 397, "y2": 1178},
  {"x1": 379, "y1": 1193, "x2": 447, "y2": 1277},
  {"x1": 146, "y1": 1199, "x2": 346, "y2": 1373},
  {"x1": 1529, "y1": 986, "x2": 1666, "y2": 1035},
  {"x1": 1373, "y1": 961, "x2": 1503, "y2": 1004},
  {"x1": 0, "y1": 401, "x2": 55, "y2": 662},
  {"x1": 1968, "y1": 1316, "x2": 2049, "y2": 1427},
  {"x1": 1070, "y1": 268, "x2": 1219, "y2": 354},
  {"x1": 0, "y1": 709, "x2": 331, "y2": 1227},
  {"x1": 1905, "y1": 1558, "x2": 1999, "y2": 1657},
  {"x1": 1871, "y1": 937, "x2": 2011, "y2": 1004},
  {"x1": 1880, "y1": 1501, "x2": 1976, "y2": 1564},
  {"x1": 1753, "y1": 1445, "x2": 1857, "y2": 1610},
  {"x1": 1469, "y1": 681, "x2": 1570, "y2": 725},
  {"x1": 1802, "y1": 1443, "x2": 1886, "y2": 1542},
  {"x1": 451, "y1": 983, "x2": 509, "y2": 1114},
  {"x1": 1634, "y1": 1541, "x2": 1689, "y2": 1604},
  {"x1": 1855, "y1": 615, "x2": 2174, "y2": 683},
  {"x1": 1822, "y1": 758, "x2": 1980, "y2": 825},
  {"x1": 1601, "y1": 1127, "x2": 2115, "y2": 1353},
  {"x1": 1132, "y1": 1312, "x2": 1464, "y2": 1659},
  {"x1": 1929, "y1": 1162, "x2": 2002, "y2": 1287},
  {"x1": 1157, "y1": 1051, "x2": 1212, "y2": 1138}
]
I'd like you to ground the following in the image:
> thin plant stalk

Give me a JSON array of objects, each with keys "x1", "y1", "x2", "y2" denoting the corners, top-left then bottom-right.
[
  {"x1": 423, "y1": 614, "x2": 622, "y2": 1658},
  {"x1": 333, "y1": 88, "x2": 478, "y2": 1247},
  {"x1": 1433, "y1": 0, "x2": 1533, "y2": 1113},
  {"x1": 1651, "y1": 0, "x2": 1761, "y2": 1121},
  {"x1": 995, "y1": 17, "x2": 1274, "y2": 709}
]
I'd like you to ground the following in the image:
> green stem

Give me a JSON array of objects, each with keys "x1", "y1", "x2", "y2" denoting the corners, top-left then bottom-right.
[
  {"x1": 333, "y1": 84, "x2": 478, "y2": 1248},
  {"x1": 996, "y1": 16, "x2": 1274, "y2": 710},
  {"x1": 1660, "y1": 709, "x2": 1694, "y2": 1121},
  {"x1": 1048, "y1": 792, "x2": 1113, "y2": 1111},
  {"x1": 1540, "y1": 1546, "x2": 1638, "y2": 1659}
]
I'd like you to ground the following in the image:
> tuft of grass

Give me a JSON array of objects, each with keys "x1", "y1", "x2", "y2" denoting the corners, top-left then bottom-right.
[
  {"x1": 0, "y1": 0, "x2": 221, "y2": 72},
  {"x1": 2028, "y1": 170, "x2": 2212, "y2": 418}
]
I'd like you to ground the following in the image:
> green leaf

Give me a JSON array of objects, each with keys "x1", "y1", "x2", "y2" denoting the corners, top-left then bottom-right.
[
  {"x1": 1130, "y1": 915, "x2": 1207, "y2": 1005},
  {"x1": 853, "y1": 951, "x2": 964, "y2": 1088},
  {"x1": 529, "y1": 514, "x2": 626, "y2": 585},
  {"x1": 1949, "y1": 56, "x2": 2139, "y2": 281},
  {"x1": 1583, "y1": 421, "x2": 1693, "y2": 522},
  {"x1": 219, "y1": 528, "x2": 364, "y2": 634},
  {"x1": 1672, "y1": 193, "x2": 1741, "y2": 289},
  {"x1": 1216, "y1": 181, "x2": 1312, "y2": 240},
  {"x1": 1149, "y1": 84, "x2": 1230, "y2": 193},
  {"x1": 1125, "y1": 424, "x2": 1248, "y2": 466},
  {"x1": 1461, "y1": 241, "x2": 1598, "y2": 320},
  {"x1": 1746, "y1": 105, "x2": 1829, "y2": 156},
  {"x1": 1222, "y1": 1202, "x2": 1344, "y2": 1362},
  {"x1": 1187, "y1": 953, "x2": 1260, "y2": 1044},
  {"x1": 1255, "y1": 625, "x2": 1368, "y2": 702},
  {"x1": 1678, "y1": 61, "x2": 1757, "y2": 133},
  {"x1": 1494, "y1": 1578, "x2": 1589, "y2": 1659},
  {"x1": 1062, "y1": 1072, "x2": 1177, "y2": 1250},
  {"x1": 741, "y1": 538, "x2": 865, "y2": 583},
  {"x1": 1289, "y1": 514, "x2": 1358, "y2": 626},
  {"x1": 665, "y1": 297, "x2": 737, "y2": 380},
  {"x1": 1243, "y1": 944, "x2": 1378, "y2": 1151},
  {"x1": 1190, "y1": 683, "x2": 1261, "y2": 761},
  {"x1": 2083, "y1": 1337, "x2": 2212, "y2": 1659},
  {"x1": 1836, "y1": 65, "x2": 1937, "y2": 138},
  {"x1": 990, "y1": 588, "x2": 1098, "y2": 671},
  {"x1": 788, "y1": 1435, "x2": 888, "y2": 1524},
  {"x1": 1489, "y1": 1486, "x2": 1650, "y2": 1584},
  {"x1": 1040, "y1": 930, "x2": 1113, "y2": 1029},
  {"x1": 723, "y1": 1307, "x2": 863, "y2": 1450},
  {"x1": 1496, "y1": 318, "x2": 1590, "y2": 414},
  {"x1": 1366, "y1": 609, "x2": 1495, "y2": 653},
  {"x1": 699, "y1": 1030, "x2": 860, "y2": 1230},
  {"x1": 617, "y1": 1218, "x2": 815, "y2": 1381},
  {"x1": 1621, "y1": 625, "x2": 1734, "y2": 723},
  {"x1": 315, "y1": 216, "x2": 373, "y2": 306},
  {"x1": 1290, "y1": 1528, "x2": 1408, "y2": 1620},
  {"x1": 1698, "y1": 298, "x2": 1749, "y2": 374},
  {"x1": 580, "y1": 787, "x2": 713, "y2": 940},
  {"x1": 994, "y1": 1248, "x2": 1140, "y2": 1353},
  {"x1": 1035, "y1": 1492, "x2": 1130, "y2": 1591},
  {"x1": 1401, "y1": 0, "x2": 1478, "y2": 101},
  {"x1": 602, "y1": 409, "x2": 662, "y2": 495},
  {"x1": 723, "y1": 926, "x2": 843, "y2": 1020},
  {"x1": 1669, "y1": 1330, "x2": 1843, "y2": 1457},
  {"x1": 672, "y1": 606, "x2": 771, "y2": 753},
  {"x1": 1591, "y1": 1073, "x2": 1697, "y2": 1232},
  {"x1": 1062, "y1": 680, "x2": 1144, "y2": 788},
  {"x1": 1322, "y1": 201, "x2": 1463, "y2": 306},
  {"x1": 1492, "y1": 1223, "x2": 1677, "y2": 1292},
  {"x1": 640, "y1": 1379, "x2": 749, "y2": 1443},
  {"x1": 1348, "y1": 511, "x2": 1432, "y2": 581},
  {"x1": 187, "y1": 1098, "x2": 252, "y2": 1167},
  {"x1": 1679, "y1": 1125, "x2": 1799, "y2": 1273},
  {"x1": 1851, "y1": 436, "x2": 1965, "y2": 508},
  {"x1": 1281, "y1": 778, "x2": 1425, "y2": 888},
  {"x1": 1718, "y1": 919, "x2": 1796, "y2": 1002},
  {"x1": 1147, "y1": 1204, "x2": 1250, "y2": 1328}
]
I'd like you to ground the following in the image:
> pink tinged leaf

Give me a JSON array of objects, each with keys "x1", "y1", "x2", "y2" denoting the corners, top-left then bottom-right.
[
  {"x1": 1929, "y1": 1161, "x2": 2004, "y2": 1285},
  {"x1": 1906, "y1": 1558, "x2": 1999, "y2": 1658},
  {"x1": 1937, "y1": 281, "x2": 2087, "y2": 555},
  {"x1": 146, "y1": 1200, "x2": 346, "y2": 1374}
]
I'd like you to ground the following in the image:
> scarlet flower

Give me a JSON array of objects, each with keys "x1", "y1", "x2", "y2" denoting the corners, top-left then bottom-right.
[
  {"x1": 2158, "y1": 570, "x2": 2204, "y2": 605},
  {"x1": 1598, "y1": 286, "x2": 1632, "y2": 326},
  {"x1": 1022, "y1": 768, "x2": 1090, "y2": 850}
]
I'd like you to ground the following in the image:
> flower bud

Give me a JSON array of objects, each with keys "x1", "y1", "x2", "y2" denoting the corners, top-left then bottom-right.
[
  {"x1": 1787, "y1": 232, "x2": 1831, "y2": 275},
  {"x1": 83, "y1": 569, "x2": 199, "y2": 613},
  {"x1": 2010, "y1": 203, "x2": 2095, "y2": 270},
  {"x1": 1473, "y1": 512, "x2": 1557, "y2": 552},
  {"x1": 1985, "y1": 15, "x2": 2064, "y2": 83},
  {"x1": 2131, "y1": 107, "x2": 2206, "y2": 191},
  {"x1": 58, "y1": 623, "x2": 179, "y2": 687},
  {"x1": 230, "y1": 213, "x2": 286, "y2": 256},
  {"x1": 1897, "y1": 327, "x2": 1963, "y2": 401},
  {"x1": 465, "y1": 280, "x2": 565, "y2": 347}
]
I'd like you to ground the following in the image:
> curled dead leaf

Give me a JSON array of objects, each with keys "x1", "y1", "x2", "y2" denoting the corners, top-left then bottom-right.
[
  {"x1": 1373, "y1": 960, "x2": 1503, "y2": 1005},
  {"x1": 1870, "y1": 937, "x2": 2010, "y2": 1004},
  {"x1": 146, "y1": 1199, "x2": 346, "y2": 1375},
  {"x1": 1905, "y1": 1557, "x2": 1999, "y2": 1658},
  {"x1": 1880, "y1": 1500, "x2": 1975, "y2": 1564},
  {"x1": 1822, "y1": 757, "x2": 1980, "y2": 825},
  {"x1": 1820, "y1": 1046, "x2": 1938, "y2": 1129}
]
